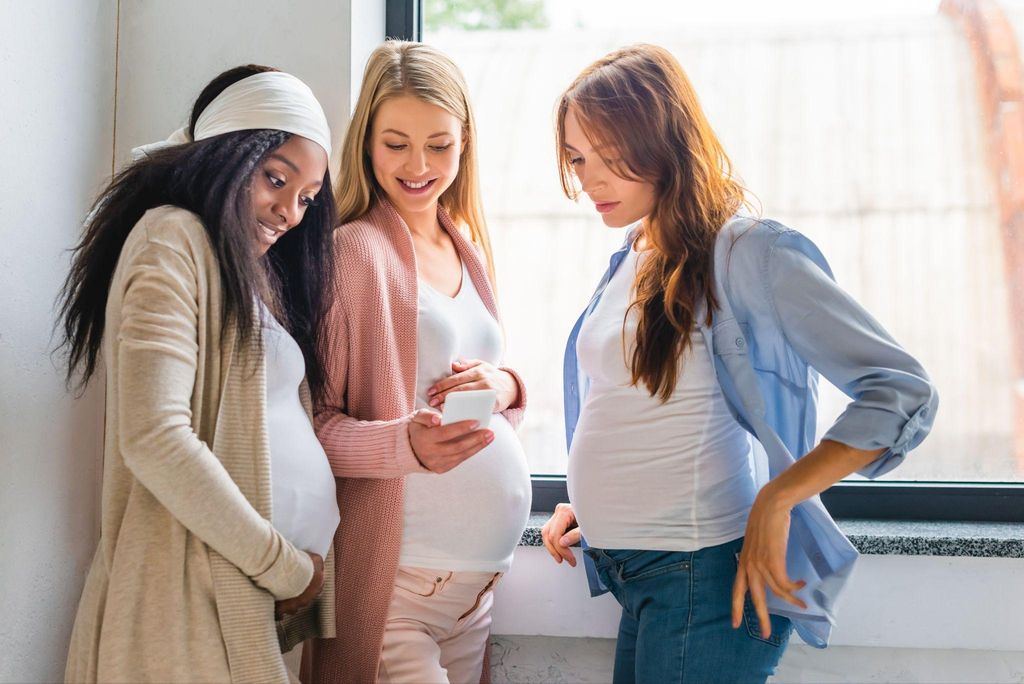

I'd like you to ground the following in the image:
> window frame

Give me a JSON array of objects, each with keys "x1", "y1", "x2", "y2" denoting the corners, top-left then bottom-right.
[{"x1": 386, "y1": 0, "x2": 1024, "y2": 523}]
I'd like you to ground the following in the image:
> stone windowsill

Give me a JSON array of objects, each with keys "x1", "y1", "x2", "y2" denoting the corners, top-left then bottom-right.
[{"x1": 520, "y1": 514, "x2": 1024, "y2": 558}]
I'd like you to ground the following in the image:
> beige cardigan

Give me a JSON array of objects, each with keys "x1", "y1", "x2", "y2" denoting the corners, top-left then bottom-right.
[{"x1": 65, "y1": 206, "x2": 335, "y2": 683}]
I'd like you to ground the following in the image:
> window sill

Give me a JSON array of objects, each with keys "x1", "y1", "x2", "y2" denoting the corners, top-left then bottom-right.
[{"x1": 519, "y1": 514, "x2": 1024, "y2": 558}]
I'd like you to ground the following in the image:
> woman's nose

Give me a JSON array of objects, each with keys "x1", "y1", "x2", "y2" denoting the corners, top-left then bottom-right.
[
  {"x1": 405, "y1": 150, "x2": 429, "y2": 176},
  {"x1": 274, "y1": 196, "x2": 302, "y2": 228}
]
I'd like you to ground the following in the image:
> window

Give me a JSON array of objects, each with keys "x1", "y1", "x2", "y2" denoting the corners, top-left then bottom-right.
[{"x1": 389, "y1": 0, "x2": 1024, "y2": 520}]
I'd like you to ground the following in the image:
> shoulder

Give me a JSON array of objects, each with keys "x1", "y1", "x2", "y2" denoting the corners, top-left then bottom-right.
[
  {"x1": 119, "y1": 205, "x2": 212, "y2": 278},
  {"x1": 135, "y1": 205, "x2": 209, "y2": 252},
  {"x1": 333, "y1": 210, "x2": 404, "y2": 269},
  {"x1": 330, "y1": 209, "x2": 415, "y2": 305},
  {"x1": 717, "y1": 215, "x2": 832, "y2": 284}
]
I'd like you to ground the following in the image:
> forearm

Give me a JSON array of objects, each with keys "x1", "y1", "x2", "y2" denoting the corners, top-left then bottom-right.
[
  {"x1": 760, "y1": 439, "x2": 885, "y2": 510},
  {"x1": 315, "y1": 410, "x2": 425, "y2": 478},
  {"x1": 498, "y1": 366, "x2": 527, "y2": 428}
]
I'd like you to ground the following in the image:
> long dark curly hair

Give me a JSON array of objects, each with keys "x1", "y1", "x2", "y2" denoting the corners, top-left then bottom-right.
[{"x1": 56, "y1": 65, "x2": 337, "y2": 405}]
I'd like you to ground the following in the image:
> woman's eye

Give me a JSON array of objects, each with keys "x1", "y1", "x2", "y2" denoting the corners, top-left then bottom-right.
[
  {"x1": 266, "y1": 173, "x2": 285, "y2": 188},
  {"x1": 301, "y1": 195, "x2": 320, "y2": 208},
  {"x1": 385, "y1": 143, "x2": 407, "y2": 151},
  {"x1": 569, "y1": 157, "x2": 584, "y2": 166},
  {"x1": 430, "y1": 144, "x2": 453, "y2": 152}
]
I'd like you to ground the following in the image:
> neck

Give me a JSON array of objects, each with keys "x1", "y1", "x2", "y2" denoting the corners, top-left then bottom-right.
[
  {"x1": 633, "y1": 221, "x2": 650, "y2": 251},
  {"x1": 394, "y1": 201, "x2": 442, "y2": 241}
]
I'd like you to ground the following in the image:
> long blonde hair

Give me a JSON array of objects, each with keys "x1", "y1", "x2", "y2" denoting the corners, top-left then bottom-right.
[
  {"x1": 336, "y1": 40, "x2": 495, "y2": 280},
  {"x1": 556, "y1": 44, "x2": 746, "y2": 402}
]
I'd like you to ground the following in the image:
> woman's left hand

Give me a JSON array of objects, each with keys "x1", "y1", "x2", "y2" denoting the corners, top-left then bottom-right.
[
  {"x1": 427, "y1": 359, "x2": 519, "y2": 412},
  {"x1": 731, "y1": 485, "x2": 807, "y2": 639}
]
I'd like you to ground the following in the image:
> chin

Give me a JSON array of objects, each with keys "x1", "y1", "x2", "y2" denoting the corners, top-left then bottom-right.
[{"x1": 601, "y1": 214, "x2": 633, "y2": 229}]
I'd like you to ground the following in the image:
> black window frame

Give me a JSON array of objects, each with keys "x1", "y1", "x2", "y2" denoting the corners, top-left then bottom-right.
[
  {"x1": 386, "y1": 0, "x2": 422, "y2": 41},
  {"x1": 385, "y1": 0, "x2": 1024, "y2": 523}
]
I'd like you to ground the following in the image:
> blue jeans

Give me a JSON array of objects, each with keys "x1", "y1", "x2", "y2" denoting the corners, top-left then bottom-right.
[{"x1": 586, "y1": 537, "x2": 792, "y2": 684}]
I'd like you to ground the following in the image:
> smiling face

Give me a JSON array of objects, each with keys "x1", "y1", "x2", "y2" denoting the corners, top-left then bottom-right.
[
  {"x1": 369, "y1": 93, "x2": 463, "y2": 224},
  {"x1": 562, "y1": 106, "x2": 656, "y2": 229},
  {"x1": 251, "y1": 134, "x2": 328, "y2": 256}
]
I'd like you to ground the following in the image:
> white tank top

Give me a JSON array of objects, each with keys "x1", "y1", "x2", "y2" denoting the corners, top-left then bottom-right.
[
  {"x1": 399, "y1": 263, "x2": 532, "y2": 572},
  {"x1": 567, "y1": 247, "x2": 756, "y2": 552},
  {"x1": 262, "y1": 306, "x2": 340, "y2": 558}
]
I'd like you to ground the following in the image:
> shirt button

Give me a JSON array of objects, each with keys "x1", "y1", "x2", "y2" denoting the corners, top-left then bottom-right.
[{"x1": 735, "y1": 337, "x2": 745, "y2": 348}]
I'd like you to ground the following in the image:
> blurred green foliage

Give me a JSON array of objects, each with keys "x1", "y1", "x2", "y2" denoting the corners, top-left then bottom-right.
[{"x1": 425, "y1": 0, "x2": 549, "y2": 31}]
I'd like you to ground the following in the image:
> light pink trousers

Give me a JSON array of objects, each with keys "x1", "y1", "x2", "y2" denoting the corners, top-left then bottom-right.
[{"x1": 377, "y1": 565, "x2": 502, "y2": 684}]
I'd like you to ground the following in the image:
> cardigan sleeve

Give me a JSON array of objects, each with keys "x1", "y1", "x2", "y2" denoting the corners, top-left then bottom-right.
[
  {"x1": 314, "y1": 290, "x2": 428, "y2": 479},
  {"x1": 498, "y1": 365, "x2": 527, "y2": 429},
  {"x1": 116, "y1": 237, "x2": 313, "y2": 601},
  {"x1": 765, "y1": 231, "x2": 939, "y2": 478}
]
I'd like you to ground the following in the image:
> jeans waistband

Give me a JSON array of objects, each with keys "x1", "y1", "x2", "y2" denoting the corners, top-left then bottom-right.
[{"x1": 585, "y1": 536, "x2": 744, "y2": 573}]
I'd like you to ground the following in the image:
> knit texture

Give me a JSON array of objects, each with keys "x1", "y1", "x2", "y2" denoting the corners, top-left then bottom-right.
[
  {"x1": 65, "y1": 207, "x2": 334, "y2": 683},
  {"x1": 304, "y1": 199, "x2": 526, "y2": 684}
]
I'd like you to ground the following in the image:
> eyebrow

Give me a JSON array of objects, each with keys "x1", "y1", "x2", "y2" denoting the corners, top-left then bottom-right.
[
  {"x1": 564, "y1": 143, "x2": 615, "y2": 154},
  {"x1": 380, "y1": 128, "x2": 453, "y2": 139},
  {"x1": 268, "y1": 153, "x2": 323, "y2": 189}
]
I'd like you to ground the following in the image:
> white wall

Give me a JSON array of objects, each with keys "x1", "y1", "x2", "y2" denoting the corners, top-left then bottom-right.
[
  {"x1": 0, "y1": 3, "x2": 385, "y2": 682},
  {"x1": 0, "y1": 2, "x2": 115, "y2": 682},
  {"x1": 114, "y1": 0, "x2": 384, "y2": 175}
]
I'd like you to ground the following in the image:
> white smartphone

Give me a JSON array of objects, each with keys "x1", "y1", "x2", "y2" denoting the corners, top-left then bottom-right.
[{"x1": 440, "y1": 389, "x2": 497, "y2": 429}]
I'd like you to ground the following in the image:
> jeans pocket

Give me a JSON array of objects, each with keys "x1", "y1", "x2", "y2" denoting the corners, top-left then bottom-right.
[
  {"x1": 617, "y1": 550, "x2": 690, "y2": 584},
  {"x1": 742, "y1": 596, "x2": 791, "y2": 648},
  {"x1": 601, "y1": 549, "x2": 646, "y2": 565},
  {"x1": 393, "y1": 567, "x2": 439, "y2": 597}
]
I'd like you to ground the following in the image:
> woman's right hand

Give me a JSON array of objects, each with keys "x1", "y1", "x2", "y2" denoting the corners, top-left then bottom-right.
[
  {"x1": 274, "y1": 551, "x2": 324, "y2": 620},
  {"x1": 408, "y1": 408, "x2": 493, "y2": 474},
  {"x1": 541, "y1": 503, "x2": 581, "y2": 567}
]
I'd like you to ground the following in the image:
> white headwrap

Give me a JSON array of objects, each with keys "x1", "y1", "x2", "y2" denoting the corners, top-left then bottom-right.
[{"x1": 131, "y1": 71, "x2": 331, "y2": 160}]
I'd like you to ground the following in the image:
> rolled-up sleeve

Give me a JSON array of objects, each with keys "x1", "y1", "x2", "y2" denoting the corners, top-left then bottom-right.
[{"x1": 766, "y1": 232, "x2": 939, "y2": 478}]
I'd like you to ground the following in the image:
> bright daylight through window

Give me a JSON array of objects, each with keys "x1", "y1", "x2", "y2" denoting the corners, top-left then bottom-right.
[{"x1": 424, "y1": 0, "x2": 1024, "y2": 483}]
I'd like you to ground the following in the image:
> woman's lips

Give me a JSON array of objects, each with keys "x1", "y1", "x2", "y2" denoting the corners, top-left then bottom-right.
[
  {"x1": 398, "y1": 178, "x2": 436, "y2": 195},
  {"x1": 595, "y1": 201, "x2": 620, "y2": 214},
  {"x1": 258, "y1": 220, "x2": 284, "y2": 246}
]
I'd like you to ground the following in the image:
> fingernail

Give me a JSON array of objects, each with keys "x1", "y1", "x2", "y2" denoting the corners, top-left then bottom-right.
[
  {"x1": 429, "y1": 398, "x2": 439, "y2": 407},
  {"x1": 427, "y1": 388, "x2": 436, "y2": 396},
  {"x1": 485, "y1": 432, "x2": 494, "y2": 443}
]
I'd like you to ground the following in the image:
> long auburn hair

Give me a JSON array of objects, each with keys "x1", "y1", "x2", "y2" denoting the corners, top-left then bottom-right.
[
  {"x1": 56, "y1": 65, "x2": 337, "y2": 405},
  {"x1": 335, "y1": 40, "x2": 495, "y2": 281},
  {"x1": 556, "y1": 44, "x2": 747, "y2": 402}
]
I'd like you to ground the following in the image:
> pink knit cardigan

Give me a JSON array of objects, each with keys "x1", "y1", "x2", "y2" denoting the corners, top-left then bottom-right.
[{"x1": 303, "y1": 198, "x2": 526, "y2": 684}]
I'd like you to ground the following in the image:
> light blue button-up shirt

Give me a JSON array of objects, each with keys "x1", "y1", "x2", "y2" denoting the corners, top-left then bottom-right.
[{"x1": 563, "y1": 215, "x2": 939, "y2": 647}]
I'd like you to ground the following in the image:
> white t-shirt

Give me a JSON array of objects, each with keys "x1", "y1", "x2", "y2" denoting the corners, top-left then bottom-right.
[
  {"x1": 399, "y1": 263, "x2": 531, "y2": 572},
  {"x1": 262, "y1": 307, "x2": 340, "y2": 558},
  {"x1": 567, "y1": 246, "x2": 756, "y2": 552}
]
